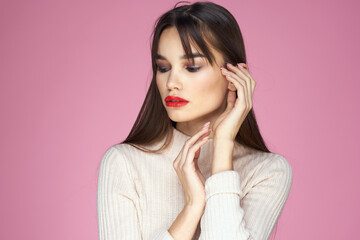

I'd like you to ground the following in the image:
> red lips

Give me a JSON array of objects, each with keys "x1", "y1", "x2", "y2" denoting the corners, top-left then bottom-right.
[
  {"x1": 165, "y1": 96, "x2": 189, "y2": 108},
  {"x1": 165, "y1": 96, "x2": 189, "y2": 102}
]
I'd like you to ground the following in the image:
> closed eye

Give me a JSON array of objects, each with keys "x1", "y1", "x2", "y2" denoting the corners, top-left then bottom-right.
[
  {"x1": 157, "y1": 66, "x2": 170, "y2": 73},
  {"x1": 186, "y1": 66, "x2": 201, "y2": 72},
  {"x1": 156, "y1": 65, "x2": 200, "y2": 73}
]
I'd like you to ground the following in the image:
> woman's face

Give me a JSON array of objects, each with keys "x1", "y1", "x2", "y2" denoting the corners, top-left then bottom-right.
[{"x1": 156, "y1": 27, "x2": 229, "y2": 126}]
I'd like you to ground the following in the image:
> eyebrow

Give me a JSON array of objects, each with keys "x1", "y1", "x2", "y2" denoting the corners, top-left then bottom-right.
[{"x1": 156, "y1": 53, "x2": 206, "y2": 60}]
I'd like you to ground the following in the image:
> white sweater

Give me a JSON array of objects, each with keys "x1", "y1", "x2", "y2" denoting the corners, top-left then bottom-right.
[{"x1": 97, "y1": 127, "x2": 292, "y2": 239}]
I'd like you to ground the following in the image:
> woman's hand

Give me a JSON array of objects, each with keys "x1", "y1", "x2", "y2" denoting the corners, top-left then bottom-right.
[
  {"x1": 212, "y1": 63, "x2": 256, "y2": 141},
  {"x1": 173, "y1": 122, "x2": 211, "y2": 208},
  {"x1": 169, "y1": 123, "x2": 210, "y2": 238}
]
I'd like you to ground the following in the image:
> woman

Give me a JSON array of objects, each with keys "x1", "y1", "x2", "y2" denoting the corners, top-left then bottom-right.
[{"x1": 97, "y1": 1, "x2": 292, "y2": 239}]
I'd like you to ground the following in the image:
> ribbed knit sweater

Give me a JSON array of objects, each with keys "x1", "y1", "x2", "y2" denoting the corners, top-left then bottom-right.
[{"x1": 97, "y1": 126, "x2": 293, "y2": 239}]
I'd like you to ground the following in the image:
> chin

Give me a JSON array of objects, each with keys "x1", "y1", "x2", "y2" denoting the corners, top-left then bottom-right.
[
  {"x1": 167, "y1": 115, "x2": 190, "y2": 123},
  {"x1": 166, "y1": 111, "x2": 195, "y2": 123}
]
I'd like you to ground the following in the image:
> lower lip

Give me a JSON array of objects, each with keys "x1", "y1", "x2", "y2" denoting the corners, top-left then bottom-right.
[{"x1": 166, "y1": 101, "x2": 189, "y2": 107}]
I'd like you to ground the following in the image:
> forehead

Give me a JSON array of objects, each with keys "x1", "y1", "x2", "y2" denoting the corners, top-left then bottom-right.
[
  {"x1": 157, "y1": 27, "x2": 224, "y2": 65},
  {"x1": 157, "y1": 27, "x2": 192, "y2": 55}
]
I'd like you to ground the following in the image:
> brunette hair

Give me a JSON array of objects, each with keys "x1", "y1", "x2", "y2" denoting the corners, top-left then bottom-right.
[{"x1": 121, "y1": 1, "x2": 270, "y2": 154}]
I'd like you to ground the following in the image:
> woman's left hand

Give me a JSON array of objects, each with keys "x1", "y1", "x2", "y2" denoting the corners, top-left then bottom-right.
[{"x1": 212, "y1": 63, "x2": 256, "y2": 141}]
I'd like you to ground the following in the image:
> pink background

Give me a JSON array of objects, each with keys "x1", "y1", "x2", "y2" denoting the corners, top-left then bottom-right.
[{"x1": 1, "y1": 0, "x2": 359, "y2": 239}]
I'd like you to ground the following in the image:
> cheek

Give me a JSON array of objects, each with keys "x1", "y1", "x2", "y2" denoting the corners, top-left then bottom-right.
[
  {"x1": 193, "y1": 71, "x2": 227, "y2": 101},
  {"x1": 156, "y1": 76, "x2": 166, "y2": 96}
]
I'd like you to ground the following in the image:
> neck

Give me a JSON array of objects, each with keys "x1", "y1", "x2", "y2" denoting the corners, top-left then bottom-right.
[{"x1": 175, "y1": 121, "x2": 214, "y2": 138}]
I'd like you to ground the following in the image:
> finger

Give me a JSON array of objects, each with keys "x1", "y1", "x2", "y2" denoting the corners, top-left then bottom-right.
[
  {"x1": 224, "y1": 72, "x2": 248, "y2": 110},
  {"x1": 236, "y1": 64, "x2": 252, "y2": 103},
  {"x1": 194, "y1": 158, "x2": 206, "y2": 184},
  {"x1": 185, "y1": 133, "x2": 210, "y2": 167},
  {"x1": 226, "y1": 63, "x2": 252, "y2": 106},
  {"x1": 193, "y1": 153, "x2": 205, "y2": 184},
  {"x1": 180, "y1": 124, "x2": 210, "y2": 166},
  {"x1": 173, "y1": 150, "x2": 183, "y2": 170},
  {"x1": 221, "y1": 66, "x2": 249, "y2": 103},
  {"x1": 194, "y1": 147, "x2": 201, "y2": 159},
  {"x1": 226, "y1": 63, "x2": 252, "y2": 87},
  {"x1": 237, "y1": 63, "x2": 251, "y2": 78},
  {"x1": 224, "y1": 64, "x2": 254, "y2": 111},
  {"x1": 237, "y1": 63, "x2": 256, "y2": 100}
]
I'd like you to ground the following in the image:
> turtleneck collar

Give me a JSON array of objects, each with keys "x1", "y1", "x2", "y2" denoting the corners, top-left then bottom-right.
[
  {"x1": 138, "y1": 125, "x2": 249, "y2": 165},
  {"x1": 172, "y1": 126, "x2": 212, "y2": 140},
  {"x1": 169, "y1": 125, "x2": 250, "y2": 161},
  {"x1": 163, "y1": 126, "x2": 216, "y2": 161}
]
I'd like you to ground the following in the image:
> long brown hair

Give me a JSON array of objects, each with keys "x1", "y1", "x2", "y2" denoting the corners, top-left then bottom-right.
[{"x1": 122, "y1": 1, "x2": 270, "y2": 154}]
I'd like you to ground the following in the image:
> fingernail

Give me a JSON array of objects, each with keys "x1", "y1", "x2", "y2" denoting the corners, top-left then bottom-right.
[
  {"x1": 202, "y1": 122, "x2": 210, "y2": 129},
  {"x1": 237, "y1": 63, "x2": 244, "y2": 68},
  {"x1": 202, "y1": 136, "x2": 209, "y2": 141}
]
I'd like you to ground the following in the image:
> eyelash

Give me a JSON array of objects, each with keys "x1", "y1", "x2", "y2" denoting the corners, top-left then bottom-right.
[{"x1": 157, "y1": 66, "x2": 201, "y2": 73}]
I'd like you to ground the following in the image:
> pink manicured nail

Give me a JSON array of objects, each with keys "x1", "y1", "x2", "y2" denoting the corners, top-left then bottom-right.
[
  {"x1": 237, "y1": 63, "x2": 244, "y2": 68},
  {"x1": 202, "y1": 136, "x2": 209, "y2": 141},
  {"x1": 202, "y1": 127, "x2": 209, "y2": 132},
  {"x1": 202, "y1": 122, "x2": 209, "y2": 130}
]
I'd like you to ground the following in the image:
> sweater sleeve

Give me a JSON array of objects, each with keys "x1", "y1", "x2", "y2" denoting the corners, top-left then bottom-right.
[
  {"x1": 97, "y1": 146, "x2": 174, "y2": 240},
  {"x1": 199, "y1": 155, "x2": 292, "y2": 240}
]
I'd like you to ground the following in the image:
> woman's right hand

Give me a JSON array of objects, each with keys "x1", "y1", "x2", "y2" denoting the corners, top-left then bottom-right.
[{"x1": 173, "y1": 122, "x2": 211, "y2": 208}]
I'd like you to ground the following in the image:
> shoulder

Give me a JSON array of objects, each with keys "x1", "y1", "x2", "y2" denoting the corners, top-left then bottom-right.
[
  {"x1": 235, "y1": 144, "x2": 291, "y2": 174},
  {"x1": 250, "y1": 152, "x2": 293, "y2": 201},
  {"x1": 100, "y1": 142, "x2": 160, "y2": 169},
  {"x1": 105, "y1": 142, "x2": 151, "y2": 157},
  {"x1": 98, "y1": 144, "x2": 144, "y2": 197},
  {"x1": 251, "y1": 150, "x2": 292, "y2": 175},
  {"x1": 100, "y1": 143, "x2": 143, "y2": 170},
  {"x1": 233, "y1": 145, "x2": 293, "y2": 191},
  {"x1": 259, "y1": 153, "x2": 293, "y2": 184}
]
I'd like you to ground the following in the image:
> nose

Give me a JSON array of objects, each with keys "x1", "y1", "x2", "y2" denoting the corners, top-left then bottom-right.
[{"x1": 166, "y1": 67, "x2": 182, "y2": 91}]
